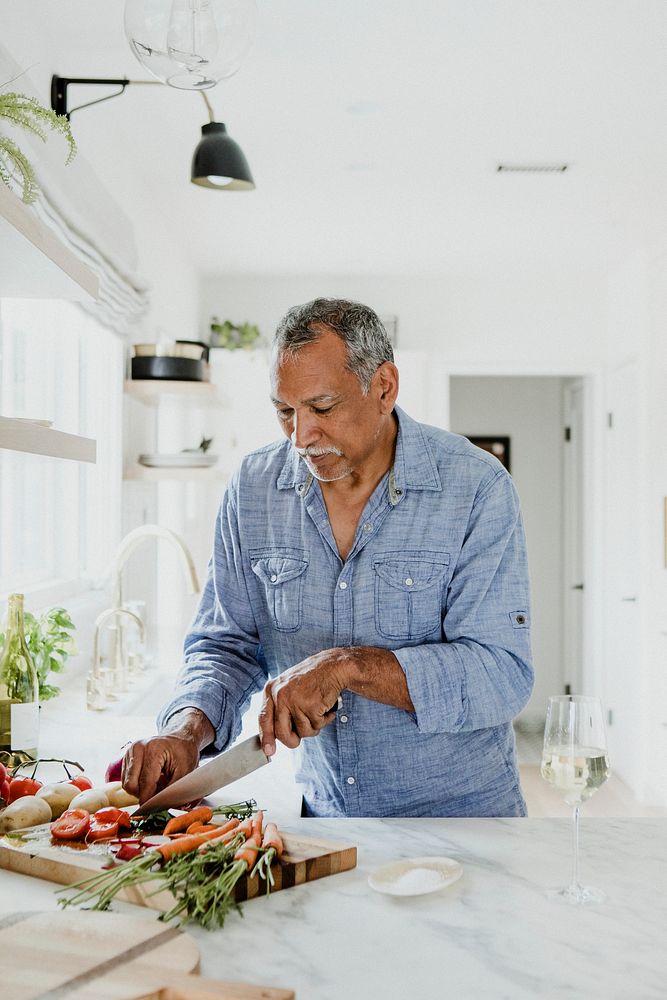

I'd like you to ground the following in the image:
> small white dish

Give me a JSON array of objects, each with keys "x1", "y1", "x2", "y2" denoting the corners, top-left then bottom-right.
[{"x1": 368, "y1": 856, "x2": 463, "y2": 897}]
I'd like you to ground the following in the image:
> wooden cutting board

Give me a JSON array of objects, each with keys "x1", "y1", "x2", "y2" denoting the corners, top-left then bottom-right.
[
  {"x1": 0, "y1": 910, "x2": 294, "y2": 999},
  {"x1": 0, "y1": 829, "x2": 357, "y2": 911}
]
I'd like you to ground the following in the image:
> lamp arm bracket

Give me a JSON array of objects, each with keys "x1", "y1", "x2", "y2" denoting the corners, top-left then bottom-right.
[{"x1": 51, "y1": 75, "x2": 131, "y2": 119}]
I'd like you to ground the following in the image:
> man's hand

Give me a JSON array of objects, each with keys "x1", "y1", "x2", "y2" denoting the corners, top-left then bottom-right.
[
  {"x1": 258, "y1": 649, "x2": 348, "y2": 756},
  {"x1": 121, "y1": 707, "x2": 215, "y2": 804},
  {"x1": 258, "y1": 645, "x2": 415, "y2": 757}
]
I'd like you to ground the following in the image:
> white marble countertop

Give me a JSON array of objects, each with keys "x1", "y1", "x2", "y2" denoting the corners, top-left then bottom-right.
[{"x1": 1, "y1": 815, "x2": 666, "y2": 999}]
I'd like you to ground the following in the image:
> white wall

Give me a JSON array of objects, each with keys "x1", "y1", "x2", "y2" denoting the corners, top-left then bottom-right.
[
  {"x1": 638, "y1": 251, "x2": 667, "y2": 804},
  {"x1": 199, "y1": 271, "x2": 607, "y2": 367},
  {"x1": 449, "y1": 376, "x2": 565, "y2": 728}
]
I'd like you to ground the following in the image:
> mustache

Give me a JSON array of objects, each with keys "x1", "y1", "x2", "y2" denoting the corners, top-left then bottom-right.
[{"x1": 296, "y1": 446, "x2": 343, "y2": 457}]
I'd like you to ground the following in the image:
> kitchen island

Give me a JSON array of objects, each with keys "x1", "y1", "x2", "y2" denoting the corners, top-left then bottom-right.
[{"x1": 1, "y1": 815, "x2": 665, "y2": 999}]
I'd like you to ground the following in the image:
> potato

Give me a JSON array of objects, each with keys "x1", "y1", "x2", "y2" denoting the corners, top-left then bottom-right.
[
  {"x1": 68, "y1": 789, "x2": 109, "y2": 813},
  {"x1": 36, "y1": 782, "x2": 80, "y2": 819},
  {"x1": 98, "y1": 781, "x2": 139, "y2": 808},
  {"x1": 0, "y1": 795, "x2": 52, "y2": 833}
]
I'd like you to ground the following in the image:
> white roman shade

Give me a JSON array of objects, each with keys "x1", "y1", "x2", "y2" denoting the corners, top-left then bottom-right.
[{"x1": 0, "y1": 45, "x2": 150, "y2": 338}]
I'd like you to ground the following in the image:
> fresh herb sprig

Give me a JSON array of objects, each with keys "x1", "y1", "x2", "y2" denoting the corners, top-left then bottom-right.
[
  {"x1": 0, "y1": 606, "x2": 76, "y2": 702},
  {"x1": 212, "y1": 799, "x2": 256, "y2": 820},
  {"x1": 129, "y1": 810, "x2": 173, "y2": 835}
]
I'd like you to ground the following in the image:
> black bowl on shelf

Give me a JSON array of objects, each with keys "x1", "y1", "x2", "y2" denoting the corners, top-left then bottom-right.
[{"x1": 130, "y1": 356, "x2": 205, "y2": 381}]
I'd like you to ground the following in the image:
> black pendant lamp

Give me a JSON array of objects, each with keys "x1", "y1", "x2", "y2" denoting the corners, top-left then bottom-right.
[
  {"x1": 191, "y1": 121, "x2": 255, "y2": 190},
  {"x1": 51, "y1": 78, "x2": 256, "y2": 193}
]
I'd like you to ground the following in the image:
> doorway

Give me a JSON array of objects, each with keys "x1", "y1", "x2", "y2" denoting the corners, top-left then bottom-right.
[{"x1": 448, "y1": 375, "x2": 587, "y2": 736}]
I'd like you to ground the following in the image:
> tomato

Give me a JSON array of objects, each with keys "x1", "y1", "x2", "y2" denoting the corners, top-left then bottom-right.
[
  {"x1": 8, "y1": 777, "x2": 42, "y2": 803},
  {"x1": 69, "y1": 775, "x2": 93, "y2": 792},
  {"x1": 51, "y1": 808, "x2": 91, "y2": 841},
  {"x1": 87, "y1": 819, "x2": 119, "y2": 842},
  {"x1": 94, "y1": 806, "x2": 132, "y2": 830},
  {"x1": 0, "y1": 762, "x2": 7, "y2": 784},
  {"x1": 0, "y1": 778, "x2": 9, "y2": 803}
]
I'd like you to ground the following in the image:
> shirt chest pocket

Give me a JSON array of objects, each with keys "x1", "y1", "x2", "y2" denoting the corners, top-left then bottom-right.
[
  {"x1": 373, "y1": 551, "x2": 450, "y2": 641},
  {"x1": 250, "y1": 547, "x2": 309, "y2": 632}
]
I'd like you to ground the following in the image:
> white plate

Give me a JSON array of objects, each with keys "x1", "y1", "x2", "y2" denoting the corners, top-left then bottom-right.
[
  {"x1": 138, "y1": 453, "x2": 218, "y2": 468},
  {"x1": 368, "y1": 856, "x2": 463, "y2": 897}
]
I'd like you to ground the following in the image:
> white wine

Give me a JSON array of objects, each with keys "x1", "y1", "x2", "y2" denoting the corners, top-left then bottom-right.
[
  {"x1": 0, "y1": 594, "x2": 39, "y2": 765},
  {"x1": 540, "y1": 746, "x2": 610, "y2": 805}
]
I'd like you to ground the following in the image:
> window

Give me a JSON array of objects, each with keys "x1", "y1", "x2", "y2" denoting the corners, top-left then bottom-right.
[{"x1": 0, "y1": 299, "x2": 123, "y2": 602}]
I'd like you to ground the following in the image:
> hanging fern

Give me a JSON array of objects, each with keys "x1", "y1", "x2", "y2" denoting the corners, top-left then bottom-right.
[{"x1": 0, "y1": 91, "x2": 76, "y2": 203}]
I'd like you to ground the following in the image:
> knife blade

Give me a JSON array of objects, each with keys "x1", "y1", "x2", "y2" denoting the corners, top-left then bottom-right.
[{"x1": 134, "y1": 734, "x2": 270, "y2": 814}]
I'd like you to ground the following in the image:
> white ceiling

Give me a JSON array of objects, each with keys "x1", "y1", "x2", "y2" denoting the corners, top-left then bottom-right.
[{"x1": 4, "y1": 1, "x2": 667, "y2": 276}]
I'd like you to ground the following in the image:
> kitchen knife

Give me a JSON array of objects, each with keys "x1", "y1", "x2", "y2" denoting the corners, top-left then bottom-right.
[{"x1": 134, "y1": 734, "x2": 270, "y2": 814}]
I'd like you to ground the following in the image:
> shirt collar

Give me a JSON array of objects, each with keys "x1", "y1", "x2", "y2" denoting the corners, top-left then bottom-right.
[{"x1": 276, "y1": 405, "x2": 442, "y2": 498}]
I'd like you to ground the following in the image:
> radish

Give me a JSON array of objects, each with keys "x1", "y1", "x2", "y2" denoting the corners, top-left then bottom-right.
[{"x1": 104, "y1": 756, "x2": 124, "y2": 783}]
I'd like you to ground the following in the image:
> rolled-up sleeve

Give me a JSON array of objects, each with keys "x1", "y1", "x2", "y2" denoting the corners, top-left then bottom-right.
[
  {"x1": 157, "y1": 476, "x2": 267, "y2": 751},
  {"x1": 394, "y1": 469, "x2": 534, "y2": 734}
]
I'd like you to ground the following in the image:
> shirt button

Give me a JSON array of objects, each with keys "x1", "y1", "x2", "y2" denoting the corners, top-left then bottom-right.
[
  {"x1": 339, "y1": 581, "x2": 348, "y2": 590},
  {"x1": 405, "y1": 577, "x2": 413, "y2": 586},
  {"x1": 346, "y1": 776, "x2": 356, "y2": 785},
  {"x1": 270, "y1": 574, "x2": 278, "y2": 583},
  {"x1": 363, "y1": 522, "x2": 373, "y2": 532},
  {"x1": 340, "y1": 715, "x2": 349, "y2": 723}
]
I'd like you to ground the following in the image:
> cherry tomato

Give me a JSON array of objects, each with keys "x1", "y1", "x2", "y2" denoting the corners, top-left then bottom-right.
[
  {"x1": 94, "y1": 806, "x2": 132, "y2": 830},
  {"x1": 0, "y1": 778, "x2": 9, "y2": 803},
  {"x1": 69, "y1": 775, "x2": 93, "y2": 792},
  {"x1": 51, "y1": 808, "x2": 91, "y2": 841},
  {"x1": 87, "y1": 819, "x2": 119, "y2": 842},
  {"x1": 8, "y1": 777, "x2": 42, "y2": 803},
  {"x1": 0, "y1": 762, "x2": 7, "y2": 784}
]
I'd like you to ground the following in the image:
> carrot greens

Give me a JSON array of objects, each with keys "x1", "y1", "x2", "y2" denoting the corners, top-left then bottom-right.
[{"x1": 57, "y1": 805, "x2": 282, "y2": 931}]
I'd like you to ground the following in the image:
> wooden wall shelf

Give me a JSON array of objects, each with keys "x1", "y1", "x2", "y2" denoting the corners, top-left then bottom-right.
[
  {"x1": 124, "y1": 380, "x2": 217, "y2": 406},
  {"x1": 0, "y1": 182, "x2": 99, "y2": 300},
  {"x1": 0, "y1": 417, "x2": 96, "y2": 463}
]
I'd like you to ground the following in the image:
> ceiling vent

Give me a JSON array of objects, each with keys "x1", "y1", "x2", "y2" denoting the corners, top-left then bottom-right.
[{"x1": 497, "y1": 163, "x2": 569, "y2": 173}]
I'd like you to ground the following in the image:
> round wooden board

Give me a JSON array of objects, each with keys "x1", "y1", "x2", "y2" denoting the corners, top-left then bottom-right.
[{"x1": 0, "y1": 910, "x2": 200, "y2": 999}]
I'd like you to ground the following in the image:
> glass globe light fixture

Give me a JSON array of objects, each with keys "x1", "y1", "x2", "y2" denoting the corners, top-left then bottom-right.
[{"x1": 124, "y1": 0, "x2": 256, "y2": 90}]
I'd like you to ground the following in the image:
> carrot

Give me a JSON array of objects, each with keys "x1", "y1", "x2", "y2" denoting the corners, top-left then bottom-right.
[
  {"x1": 156, "y1": 820, "x2": 241, "y2": 860},
  {"x1": 234, "y1": 835, "x2": 260, "y2": 868},
  {"x1": 251, "y1": 809, "x2": 264, "y2": 840},
  {"x1": 155, "y1": 834, "x2": 210, "y2": 860},
  {"x1": 212, "y1": 817, "x2": 241, "y2": 836},
  {"x1": 261, "y1": 822, "x2": 284, "y2": 858},
  {"x1": 163, "y1": 806, "x2": 213, "y2": 836},
  {"x1": 169, "y1": 818, "x2": 237, "y2": 840},
  {"x1": 197, "y1": 824, "x2": 243, "y2": 853}
]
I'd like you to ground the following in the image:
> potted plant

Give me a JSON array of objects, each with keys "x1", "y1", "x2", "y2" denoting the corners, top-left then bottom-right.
[
  {"x1": 210, "y1": 318, "x2": 262, "y2": 350},
  {"x1": 0, "y1": 606, "x2": 77, "y2": 703},
  {"x1": 0, "y1": 84, "x2": 76, "y2": 203}
]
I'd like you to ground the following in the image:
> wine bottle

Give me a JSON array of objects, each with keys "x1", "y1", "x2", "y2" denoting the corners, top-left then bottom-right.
[{"x1": 0, "y1": 593, "x2": 39, "y2": 765}]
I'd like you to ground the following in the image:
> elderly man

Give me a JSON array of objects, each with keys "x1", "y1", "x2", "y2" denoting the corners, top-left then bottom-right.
[{"x1": 124, "y1": 298, "x2": 534, "y2": 817}]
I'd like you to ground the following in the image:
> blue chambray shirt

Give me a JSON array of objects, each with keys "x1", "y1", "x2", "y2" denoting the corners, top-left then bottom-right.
[{"x1": 158, "y1": 406, "x2": 534, "y2": 817}]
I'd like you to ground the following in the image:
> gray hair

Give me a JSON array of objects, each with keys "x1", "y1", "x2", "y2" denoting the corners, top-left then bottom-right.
[{"x1": 272, "y1": 298, "x2": 394, "y2": 394}]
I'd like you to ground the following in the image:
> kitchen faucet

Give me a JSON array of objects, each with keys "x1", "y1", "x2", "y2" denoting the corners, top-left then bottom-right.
[
  {"x1": 87, "y1": 606, "x2": 144, "y2": 710},
  {"x1": 110, "y1": 524, "x2": 201, "y2": 609},
  {"x1": 91, "y1": 525, "x2": 201, "y2": 707}
]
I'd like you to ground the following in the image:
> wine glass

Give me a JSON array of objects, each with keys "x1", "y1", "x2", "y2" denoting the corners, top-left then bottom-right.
[{"x1": 540, "y1": 695, "x2": 610, "y2": 904}]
